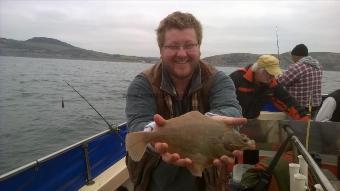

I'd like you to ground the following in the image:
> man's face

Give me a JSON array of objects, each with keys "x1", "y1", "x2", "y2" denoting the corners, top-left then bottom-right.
[
  {"x1": 254, "y1": 68, "x2": 275, "y2": 85},
  {"x1": 160, "y1": 28, "x2": 201, "y2": 81}
]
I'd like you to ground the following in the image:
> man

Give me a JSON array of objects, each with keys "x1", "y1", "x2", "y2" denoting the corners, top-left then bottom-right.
[
  {"x1": 315, "y1": 89, "x2": 340, "y2": 122},
  {"x1": 230, "y1": 54, "x2": 309, "y2": 120},
  {"x1": 125, "y1": 11, "x2": 250, "y2": 191},
  {"x1": 278, "y1": 44, "x2": 322, "y2": 117}
]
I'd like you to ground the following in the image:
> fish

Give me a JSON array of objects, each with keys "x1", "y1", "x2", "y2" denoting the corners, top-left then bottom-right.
[{"x1": 125, "y1": 111, "x2": 252, "y2": 177}]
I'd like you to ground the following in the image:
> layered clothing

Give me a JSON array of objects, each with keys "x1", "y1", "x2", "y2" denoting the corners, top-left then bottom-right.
[
  {"x1": 230, "y1": 65, "x2": 308, "y2": 119},
  {"x1": 316, "y1": 89, "x2": 340, "y2": 122},
  {"x1": 278, "y1": 56, "x2": 322, "y2": 108},
  {"x1": 125, "y1": 61, "x2": 242, "y2": 191}
]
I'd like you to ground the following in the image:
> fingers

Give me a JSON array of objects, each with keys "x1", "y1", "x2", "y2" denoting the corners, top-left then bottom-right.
[
  {"x1": 232, "y1": 150, "x2": 243, "y2": 158},
  {"x1": 154, "y1": 142, "x2": 192, "y2": 167},
  {"x1": 161, "y1": 153, "x2": 192, "y2": 167},
  {"x1": 154, "y1": 114, "x2": 166, "y2": 127},
  {"x1": 228, "y1": 117, "x2": 247, "y2": 126},
  {"x1": 220, "y1": 155, "x2": 235, "y2": 164},
  {"x1": 213, "y1": 155, "x2": 235, "y2": 167},
  {"x1": 213, "y1": 159, "x2": 222, "y2": 166},
  {"x1": 247, "y1": 140, "x2": 256, "y2": 149},
  {"x1": 162, "y1": 152, "x2": 180, "y2": 162},
  {"x1": 210, "y1": 115, "x2": 247, "y2": 126},
  {"x1": 154, "y1": 142, "x2": 168, "y2": 154}
]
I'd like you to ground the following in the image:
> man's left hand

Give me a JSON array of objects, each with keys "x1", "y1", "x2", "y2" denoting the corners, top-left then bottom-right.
[{"x1": 209, "y1": 115, "x2": 255, "y2": 167}]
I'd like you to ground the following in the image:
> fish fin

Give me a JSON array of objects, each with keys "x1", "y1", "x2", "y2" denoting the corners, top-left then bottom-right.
[
  {"x1": 125, "y1": 132, "x2": 149, "y2": 161},
  {"x1": 188, "y1": 164, "x2": 204, "y2": 177}
]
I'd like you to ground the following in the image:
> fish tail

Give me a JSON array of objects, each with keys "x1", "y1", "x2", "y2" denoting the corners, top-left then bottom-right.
[{"x1": 125, "y1": 132, "x2": 150, "y2": 161}]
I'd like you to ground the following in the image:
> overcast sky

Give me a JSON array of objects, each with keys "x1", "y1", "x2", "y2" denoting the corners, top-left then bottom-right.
[{"x1": 1, "y1": 0, "x2": 339, "y2": 57}]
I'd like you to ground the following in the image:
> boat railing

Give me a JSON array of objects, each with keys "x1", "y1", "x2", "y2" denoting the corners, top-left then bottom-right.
[
  {"x1": 0, "y1": 122, "x2": 128, "y2": 191},
  {"x1": 239, "y1": 115, "x2": 339, "y2": 191},
  {"x1": 1, "y1": 117, "x2": 339, "y2": 191},
  {"x1": 282, "y1": 124, "x2": 336, "y2": 191}
]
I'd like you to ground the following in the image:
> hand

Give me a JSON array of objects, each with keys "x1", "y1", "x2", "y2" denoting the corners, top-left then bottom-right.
[
  {"x1": 209, "y1": 115, "x2": 255, "y2": 167},
  {"x1": 152, "y1": 114, "x2": 253, "y2": 168},
  {"x1": 153, "y1": 114, "x2": 192, "y2": 167},
  {"x1": 212, "y1": 150, "x2": 239, "y2": 168},
  {"x1": 154, "y1": 142, "x2": 192, "y2": 167},
  {"x1": 209, "y1": 115, "x2": 247, "y2": 126},
  {"x1": 210, "y1": 115, "x2": 256, "y2": 149}
]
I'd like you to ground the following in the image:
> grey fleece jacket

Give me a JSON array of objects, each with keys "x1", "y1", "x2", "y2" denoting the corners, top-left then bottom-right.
[
  {"x1": 126, "y1": 69, "x2": 242, "y2": 132},
  {"x1": 125, "y1": 65, "x2": 242, "y2": 191}
]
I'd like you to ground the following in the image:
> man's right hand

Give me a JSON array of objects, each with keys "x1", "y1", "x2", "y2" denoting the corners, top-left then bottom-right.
[
  {"x1": 152, "y1": 114, "x2": 193, "y2": 167},
  {"x1": 154, "y1": 142, "x2": 192, "y2": 167}
]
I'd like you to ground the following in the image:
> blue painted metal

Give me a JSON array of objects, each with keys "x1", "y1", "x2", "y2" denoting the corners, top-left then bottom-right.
[
  {"x1": 261, "y1": 102, "x2": 280, "y2": 112},
  {"x1": 0, "y1": 123, "x2": 127, "y2": 191}
]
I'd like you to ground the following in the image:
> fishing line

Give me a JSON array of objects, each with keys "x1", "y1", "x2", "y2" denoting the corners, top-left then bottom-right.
[{"x1": 63, "y1": 80, "x2": 124, "y2": 143}]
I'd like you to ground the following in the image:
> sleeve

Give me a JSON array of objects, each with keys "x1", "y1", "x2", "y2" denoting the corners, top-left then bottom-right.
[
  {"x1": 271, "y1": 83, "x2": 309, "y2": 120},
  {"x1": 208, "y1": 71, "x2": 243, "y2": 117},
  {"x1": 278, "y1": 64, "x2": 301, "y2": 87},
  {"x1": 125, "y1": 75, "x2": 161, "y2": 190},
  {"x1": 315, "y1": 97, "x2": 337, "y2": 122},
  {"x1": 125, "y1": 74, "x2": 157, "y2": 132}
]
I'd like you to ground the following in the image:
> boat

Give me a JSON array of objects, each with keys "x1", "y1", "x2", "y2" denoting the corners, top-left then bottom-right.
[
  {"x1": 0, "y1": 123, "x2": 129, "y2": 191},
  {"x1": 239, "y1": 112, "x2": 339, "y2": 191},
  {"x1": 0, "y1": 112, "x2": 339, "y2": 191}
]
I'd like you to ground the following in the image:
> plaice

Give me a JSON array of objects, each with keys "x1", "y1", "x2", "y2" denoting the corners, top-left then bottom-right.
[
  {"x1": 125, "y1": 111, "x2": 252, "y2": 177},
  {"x1": 238, "y1": 119, "x2": 340, "y2": 155}
]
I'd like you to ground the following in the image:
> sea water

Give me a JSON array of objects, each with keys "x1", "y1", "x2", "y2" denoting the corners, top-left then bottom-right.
[{"x1": 0, "y1": 56, "x2": 339, "y2": 174}]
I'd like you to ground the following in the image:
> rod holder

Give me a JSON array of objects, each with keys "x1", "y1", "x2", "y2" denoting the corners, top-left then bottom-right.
[
  {"x1": 82, "y1": 142, "x2": 95, "y2": 185},
  {"x1": 289, "y1": 163, "x2": 300, "y2": 191}
]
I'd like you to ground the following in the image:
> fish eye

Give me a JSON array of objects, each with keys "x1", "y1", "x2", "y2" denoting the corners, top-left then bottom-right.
[{"x1": 241, "y1": 134, "x2": 249, "y2": 142}]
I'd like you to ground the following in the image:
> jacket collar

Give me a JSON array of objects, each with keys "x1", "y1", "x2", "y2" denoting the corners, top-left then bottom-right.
[
  {"x1": 160, "y1": 61, "x2": 203, "y2": 97},
  {"x1": 242, "y1": 65, "x2": 254, "y2": 82},
  {"x1": 241, "y1": 65, "x2": 278, "y2": 88}
]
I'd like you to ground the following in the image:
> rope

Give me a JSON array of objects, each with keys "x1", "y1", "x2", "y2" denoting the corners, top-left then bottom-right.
[{"x1": 305, "y1": 95, "x2": 312, "y2": 151}]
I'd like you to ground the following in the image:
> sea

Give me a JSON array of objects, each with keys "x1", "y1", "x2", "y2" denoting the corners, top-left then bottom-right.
[{"x1": 0, "y1": 56, "x2": 339, "y2": 174}]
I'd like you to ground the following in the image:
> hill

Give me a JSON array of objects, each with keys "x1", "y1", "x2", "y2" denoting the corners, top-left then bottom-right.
[
  {"x1": 1, "y1": 37, "x2": 339, "y2": 71},
  {"x1": 203, "y1": 52, "x2": 340, "y2": 71},
  {"x1": 0, "y1": 37, "x2": 159, "y2": 63}
]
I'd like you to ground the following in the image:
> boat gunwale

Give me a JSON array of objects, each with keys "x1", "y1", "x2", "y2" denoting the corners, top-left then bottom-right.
[{"x1": 0, "y1": 122, "x2": 127, "y2": 181}]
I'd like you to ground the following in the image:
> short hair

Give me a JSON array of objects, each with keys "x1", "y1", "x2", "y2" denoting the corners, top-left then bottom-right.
[
  {"x1": 291, "y1": 44, "x2": 308, "y2": 56},
  {"x1": 156, "y1": 11, "x2": 203, "y2": 48}
]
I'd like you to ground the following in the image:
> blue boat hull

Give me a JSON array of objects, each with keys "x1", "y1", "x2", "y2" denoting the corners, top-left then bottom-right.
[{"x1": 0, "y1": 123, "x2": 128, "y2": 191}]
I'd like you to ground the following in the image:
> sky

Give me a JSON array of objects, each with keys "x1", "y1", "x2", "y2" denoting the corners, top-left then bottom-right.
[{"x1": 0, "y1": 0, "x2": 339, "y2": 57}]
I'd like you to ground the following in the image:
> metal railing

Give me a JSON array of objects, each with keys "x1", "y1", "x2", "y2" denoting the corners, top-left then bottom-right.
[{"x1": 283, "y1": 125, "x2": 336, "y2": 191}]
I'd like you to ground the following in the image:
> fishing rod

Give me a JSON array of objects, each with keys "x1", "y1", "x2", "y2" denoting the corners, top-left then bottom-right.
[
  {"x1": 275, "y1": 26, "x2": 280, "y2": 63},
  {"x1": 63, "y1": 80, "x2": 119, "y2": 133}
]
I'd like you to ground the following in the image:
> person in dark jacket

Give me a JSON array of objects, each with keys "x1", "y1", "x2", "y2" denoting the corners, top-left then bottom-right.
[
  {"x1": 315, "y1": 89, "x2": 340, "y2": 122},
  {"x1": 230, "y1": 54, "x2": 309, "y2": 120},
  {"x1": 125, "y1": 11, "x2": 254, "y2": 191}
]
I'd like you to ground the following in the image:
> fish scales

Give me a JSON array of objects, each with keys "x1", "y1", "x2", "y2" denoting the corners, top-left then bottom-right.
[{"x1": 126, "y1": 111, "x2": 251, "y2": 176}]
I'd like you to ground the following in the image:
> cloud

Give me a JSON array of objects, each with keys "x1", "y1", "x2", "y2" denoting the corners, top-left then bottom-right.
[{"x1": 0, "y1": 0, "x2": 339, "y2": 57}]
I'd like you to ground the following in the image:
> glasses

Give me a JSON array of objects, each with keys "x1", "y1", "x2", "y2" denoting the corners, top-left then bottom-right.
[{"x1": 163, "y1": 43, "x2": 199, "y2": 52}]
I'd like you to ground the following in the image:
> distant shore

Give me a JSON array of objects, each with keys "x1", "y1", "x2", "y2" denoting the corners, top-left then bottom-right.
[{"x1": 1, "y1": 37, "x2": 339, "y2": 71}]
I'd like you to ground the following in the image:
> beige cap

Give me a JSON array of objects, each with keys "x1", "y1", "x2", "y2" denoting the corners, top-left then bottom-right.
[{"x1": 256, "y1": 55, "x2": 282, "y2": 77}]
